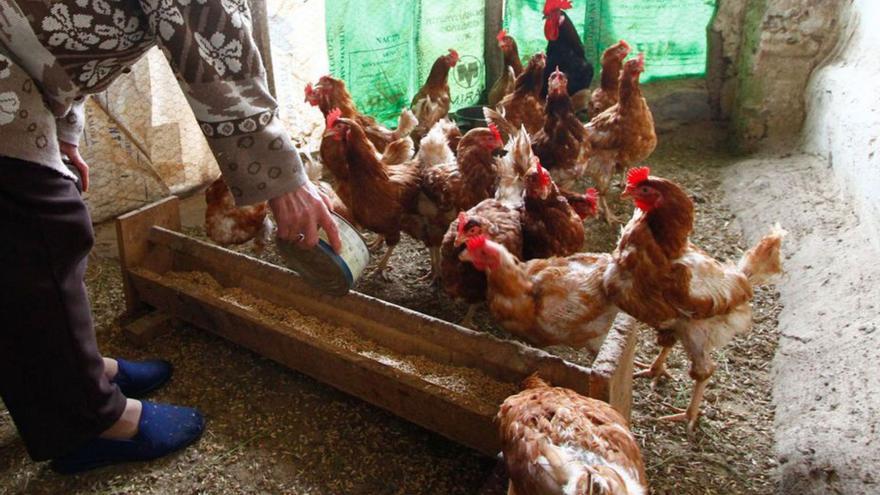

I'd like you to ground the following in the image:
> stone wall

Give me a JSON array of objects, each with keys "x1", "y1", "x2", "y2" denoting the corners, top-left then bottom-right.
[{"x1": 708, "y1": 0, "x2": 844, "y2": 151}]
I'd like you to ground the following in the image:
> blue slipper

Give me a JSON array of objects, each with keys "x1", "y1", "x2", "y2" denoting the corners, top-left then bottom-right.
[
  {"x1": 112, "y1": 359, "x2": 172, "y2": 398},
  {"x1": 50, "y1": 401, "x2": 204, "y2": 474}
]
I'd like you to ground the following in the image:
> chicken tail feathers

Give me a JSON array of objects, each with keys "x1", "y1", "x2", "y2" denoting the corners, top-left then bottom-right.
[
  {"x1": 483, "y1": 106, "x2": 517, "y2": 141},
  {"x1": 738, "y1": 223, "x2": 787, "y2": 286},
  {"x1": 520, "y1": 373, "x2": 551, "y2": 391},
  {"x1": 393, "y1": 108, "x2": 419, "y2": 139},
  {"x1": 416, "y1": 120, "x2": 455, "y2": 169}
]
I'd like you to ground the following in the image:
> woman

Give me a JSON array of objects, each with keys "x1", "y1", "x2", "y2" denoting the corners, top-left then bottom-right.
[{"x1": 0, "y1": 0, "x2": 340, "y2": 473}]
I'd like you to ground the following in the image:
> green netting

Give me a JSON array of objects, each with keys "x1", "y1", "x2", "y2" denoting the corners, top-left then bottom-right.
[
  {"x1": 325, "y1": 0, "x2": 486, "y2": 126},
  {"x1": 504, "y1": 0, "x2": 717, "y2": 82},
  {"x1": 325, "y1": 0, "x2": 716, "y2": 125}
]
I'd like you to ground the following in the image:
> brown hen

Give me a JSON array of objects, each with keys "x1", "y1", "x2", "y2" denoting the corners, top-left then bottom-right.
[
  {"x1": 323, "y1": 110, "x2": 422, "y2": 277},
  {"x1": 532, "y1": 68, "x2": 591, "y2": 189},
  {"x1": 204, "y1": 178, "x2": 274, "y2": 252},
  {"x1": 460, "y1": 235, "x2": 618, "y2": 353},
  {"x1": 494, "y1": 53, "x2": 547, "y2": 136},
  {"x1": 306, "y1": 75, "x2": 417, "y2": 154},
  {"x1": 489, "y1": 29, "x2": 524, "y2": 107},
  {"x1": 604, "y1": 167, "x2": 786, "y2": 433},
  {"x1": 587, "y1": 40, "x2": 631, "y2": 118},
  {"x1": 411, "y1": 49, "x2": 459, "y2": 143},
  {"x1": 585, "y1": 53, "x2": 656, "y2": 224},
  {"x1": 498, "y1": 373, "x2": 648, "y2": 495}
]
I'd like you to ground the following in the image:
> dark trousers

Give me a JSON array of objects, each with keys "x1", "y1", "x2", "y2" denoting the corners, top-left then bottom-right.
[{"x1": 0, "y1": 157, "x2": 126, "y2": 461}]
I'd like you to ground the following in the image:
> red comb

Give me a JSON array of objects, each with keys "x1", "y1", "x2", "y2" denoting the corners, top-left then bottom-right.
[
  {"x1": 488, "y1": 123, "x2": 502, "y2": 145},
  {"x1": 626, "y1": 166, "x2": 650, "y2": 187},
  {"x1": 543, "y1": 0, "x2": 573, "y2": 15},
  {"x1": 585, "y1": 187, "x2": 598, "y2": 204},
  {"x1": 466, "y1": 235, "x2": 487, "y2": 252},
  {"x1": 456, "y1": 212, "x2": 468, "y2": 236},
  {"x1": 497, "y1": 29, "x2": 508, "y2": 43},
  {"x1": 305, "y1": 83, "x2": 314, "y2": 97},
  {"x1": 326, "y1": 108, "x2": 342, "y2": 129},
  {"x1": 536, "y1": 161, "x2": 551, "y2": 187}
]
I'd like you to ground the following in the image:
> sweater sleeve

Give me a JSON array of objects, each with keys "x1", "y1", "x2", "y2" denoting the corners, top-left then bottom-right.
[
  {"x1": 138, "y1": 0, "x2": 306, "y2": 205},
  {"x1": 55, "y1": 99, "x2": 85, "y2": 146}
]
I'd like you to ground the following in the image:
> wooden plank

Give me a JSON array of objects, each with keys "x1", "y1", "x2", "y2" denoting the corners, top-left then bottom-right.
[
  {"x1": 148, "y1": 226, "x2": 598, "y2": 396},
  {"x1": 120, "y1": 310, "x2": 174, "y2": 346},
  {"x1": 484, "y1": 0, "x2": 505, "y2": 99},
  {"x1": 129, "y1": 268, "x2": 500, "y2": 454},
  {"x1": 115, "y1": 197, "x2": 181, "y2": 314}
]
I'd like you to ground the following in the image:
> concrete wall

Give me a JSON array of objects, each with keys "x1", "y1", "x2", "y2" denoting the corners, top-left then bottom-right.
[{"x1": 802, "y1": 0, "x2": 880, "y2": 250}]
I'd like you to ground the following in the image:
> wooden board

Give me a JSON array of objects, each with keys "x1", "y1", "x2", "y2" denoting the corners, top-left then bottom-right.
[{"x1": 116, "y1": 198, "x2": 637, "y2": 456}]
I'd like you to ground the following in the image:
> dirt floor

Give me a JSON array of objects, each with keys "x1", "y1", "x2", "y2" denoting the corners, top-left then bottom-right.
[
  {"x1": 0, "y1": 83, "x2": 784, "y2": 494},
  {"x1": 724, "y1": 154, "x2": 880, "y2": 495}
]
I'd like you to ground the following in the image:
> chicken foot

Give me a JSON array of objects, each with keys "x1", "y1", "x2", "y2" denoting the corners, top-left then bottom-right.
[
  {"x1": 657, "y1": 376, "x2": 710, "y2": 436},
  {"x1": 634, "y1": 346, "x2": 673, "y2": 389}
]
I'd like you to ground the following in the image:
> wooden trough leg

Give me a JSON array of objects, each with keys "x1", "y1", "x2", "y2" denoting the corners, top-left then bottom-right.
[
  {"x1": 115, "y1": 196, "x2": 182, "y2": 344},
  {"x1": 118, "y1": 311, "x2": 176, "y2": 347},
  {"x1": 589, "y1": 314, "x2": 639, "y2": 421}
]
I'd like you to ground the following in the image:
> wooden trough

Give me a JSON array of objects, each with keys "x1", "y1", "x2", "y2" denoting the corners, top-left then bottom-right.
[{"x1": 116, "y1": 197, "x2": 637, "y2": 456}]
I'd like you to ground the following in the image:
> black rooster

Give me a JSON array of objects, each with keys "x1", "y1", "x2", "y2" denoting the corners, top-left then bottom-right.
[{"x1": 541, "y1": 0, "x2": 594, "y2": 100}]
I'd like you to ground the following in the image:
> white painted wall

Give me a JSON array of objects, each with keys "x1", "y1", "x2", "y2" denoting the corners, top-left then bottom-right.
[{"x1": 802, "y1": 0, "x2": 880, "y2": 249}]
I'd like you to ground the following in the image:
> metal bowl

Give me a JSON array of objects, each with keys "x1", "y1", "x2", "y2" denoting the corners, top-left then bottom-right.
[
  {"x1": 276, "y1": 213, "x2": 369, "y2": 296},
  {"x1": 453, "y1": 105, "x2": 487, "y2": 132}
]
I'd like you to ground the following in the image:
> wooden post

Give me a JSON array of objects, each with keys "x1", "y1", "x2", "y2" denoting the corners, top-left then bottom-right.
[
  {"x1": 249, "y1": 0, "x2": 277, "y2": 99},
  {"x1": 484, "y1": 0, "x2": 504, "y2": 101},
  {"x1": 115, "y1": 197, "x2": 181, "y2": 315}
]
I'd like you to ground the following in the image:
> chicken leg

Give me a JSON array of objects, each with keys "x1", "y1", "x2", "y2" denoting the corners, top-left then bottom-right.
[
  {"x1": 373, "y1": 244, "x2": 397, "y2": 280},
  {"x1": 634, "y1": 345, "x2": 673, "y2": 389},
  {"x1": 599, "y1": 193, "x2": 624, "y2": 225},
  {"x1": 366, "y1": 234, "x2": 386, "y2": 250},
  {"x1": 416, "y1": 246, "x2": 441, "y2": 284},
  {"x1": 459, "y1": 304, "x2": 478, "y2": 327}
]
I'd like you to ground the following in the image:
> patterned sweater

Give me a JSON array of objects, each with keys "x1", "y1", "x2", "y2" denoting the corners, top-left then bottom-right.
[{"x1": 0, "y1": 0, "x2": 306, "y2": 205}]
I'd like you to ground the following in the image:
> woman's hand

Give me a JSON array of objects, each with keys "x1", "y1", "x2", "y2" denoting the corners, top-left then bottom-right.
[
  {"x1": 59, "y1": 141, "x2": 89, "y2": 192},
  {"x1": 269, "y1": 181, "x2": 342, "y2": 253}
]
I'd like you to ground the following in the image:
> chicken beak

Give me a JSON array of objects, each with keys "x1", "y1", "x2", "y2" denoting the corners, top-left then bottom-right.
[
  {"x1": 458, "y1": 249, "x2": 472, "y2": 262},
  {"x1": 620, "y1": 188, "x2": 632, "y2": 200},
  {"x1": 492, "y1": 147, "x2": 508, "y2": 158}
]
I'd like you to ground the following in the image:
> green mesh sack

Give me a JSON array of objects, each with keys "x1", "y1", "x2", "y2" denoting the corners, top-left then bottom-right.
[
  {"x1": 505, "y1": 0, "x2": 717, "y2": 82},
  {"x1": 325, "y1": 2, "x2": 419, "y2": 126},
  {"x1": 325, "y1": 0, "x2": 486, "y2": 127}
]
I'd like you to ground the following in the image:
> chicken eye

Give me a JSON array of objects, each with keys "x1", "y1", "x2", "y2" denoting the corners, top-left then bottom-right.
[{"x1": 640, "y1": 186, "x2": 650, "y2": 194}]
